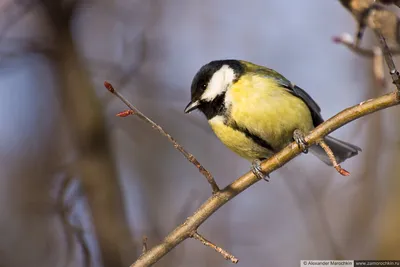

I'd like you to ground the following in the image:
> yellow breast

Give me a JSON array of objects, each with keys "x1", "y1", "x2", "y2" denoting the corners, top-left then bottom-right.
[
  {"x1": 208, "y1": 74, "x2": 314, "y2": 160},
  {"x1": 208, "y1": 115, "x2": 274, "y2": 161}
]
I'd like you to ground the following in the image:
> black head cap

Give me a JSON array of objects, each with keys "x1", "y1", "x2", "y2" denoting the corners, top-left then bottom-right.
[
  {"x1": 184, "y1": 60, "x2": 244, "y2": 116},
  {"x1": 190, "y1": 59, "x2": 244, "y2": 101}
]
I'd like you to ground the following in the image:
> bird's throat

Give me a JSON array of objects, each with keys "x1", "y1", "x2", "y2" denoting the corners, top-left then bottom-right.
[{"x1": 198, "y1": 92, "x2": 227, "y2": 120}]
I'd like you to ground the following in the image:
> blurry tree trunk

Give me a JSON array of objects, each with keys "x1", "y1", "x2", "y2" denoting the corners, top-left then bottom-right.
[
  {"x1": 340, "y1": 58, "x2": 382, "y2": 258},
  {"x1": 0, "y1": 61, "x2": 64, "y2": 267},
  {"x1": 39, "y1": 1, "x2": 137, "y2": 266},
  {"x1": 377, "y1": 108, "x2": 400, "y2": 259}
]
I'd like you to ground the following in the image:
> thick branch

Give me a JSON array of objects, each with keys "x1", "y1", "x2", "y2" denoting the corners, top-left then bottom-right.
[{"x1": 131, "y1": 92, "x2": 400, "y2": 266}]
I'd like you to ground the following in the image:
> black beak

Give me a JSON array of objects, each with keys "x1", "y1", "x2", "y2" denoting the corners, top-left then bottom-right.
[{"x1": 184, "y1": 100, "x2": 200, "y2": 113}]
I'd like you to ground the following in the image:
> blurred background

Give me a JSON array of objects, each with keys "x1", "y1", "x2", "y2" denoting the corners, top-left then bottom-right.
[{"x1": 0, "y1": 0, "x2": 399, "y2": 266}]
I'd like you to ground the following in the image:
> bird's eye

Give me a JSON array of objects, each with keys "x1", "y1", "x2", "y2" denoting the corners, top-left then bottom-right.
[{"x1": 202, "y1": 84, "x2": 207, "y2": 89}]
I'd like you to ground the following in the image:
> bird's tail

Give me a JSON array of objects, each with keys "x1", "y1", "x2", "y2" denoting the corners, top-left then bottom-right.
[{"x1": 309, "y1": 136, "x2": 361, "y2": 165}]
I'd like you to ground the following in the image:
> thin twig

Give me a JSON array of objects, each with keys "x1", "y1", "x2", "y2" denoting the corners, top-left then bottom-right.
[
  {"x1": 142, "y1": 236, "x2": 148, "y2": 254},
  {"x1": 376, "y1": 33, "x2": 400, "y2": 90},
  {"x1": 191, "y1": 232, "x2": 238, "y2": 264},
  {"x1": 56, "y1": 175, "x2": 92, "y2": 267},
  {"x1": 74, "y1": 221, "x2": 91, "y2": 267},
  {"x1": 333, "y1": 33, "x2": 400, "y2": 57},
  {"x1": 57, "y1": 175, "x2": 75, "y2": 267},
  {"x1": 317, "y1": 139, "x2": 350, "y2": 176},
  {"x1": 338, "y1": 0, "x2": 400, "y2": 47},
  {"x1": 131, "y1": 92, "x2": 400, "y2": 267},
  {"x1": 104, "y1": 81, "x2": 220, "y2": 193},
  {"x1": 373, "y1": 47, "x2": 386, "y2": 88}
]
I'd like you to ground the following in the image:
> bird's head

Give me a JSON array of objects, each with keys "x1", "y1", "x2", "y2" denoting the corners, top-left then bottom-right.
[{"x1": 184, "y1": 60, "x2": 244, "y2": 119}]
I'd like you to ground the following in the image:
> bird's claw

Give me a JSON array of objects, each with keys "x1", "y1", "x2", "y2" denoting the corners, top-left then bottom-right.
[
  {"x1": 293, "y1": 129, "x2": 308, "y2": 154},
  {"x1": 251, "y1": 159, "x2": 270, "y2": 182}
]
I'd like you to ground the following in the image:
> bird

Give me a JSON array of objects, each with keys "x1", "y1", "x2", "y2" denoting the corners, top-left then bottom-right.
[{"x1": 184, "y1": 59, "x2": 361, "y2": 180}]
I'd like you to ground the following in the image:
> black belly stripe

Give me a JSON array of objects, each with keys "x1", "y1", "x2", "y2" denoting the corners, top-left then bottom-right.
[{"x1": 228, "y1": 120, "x2": 275, "y2": 152}]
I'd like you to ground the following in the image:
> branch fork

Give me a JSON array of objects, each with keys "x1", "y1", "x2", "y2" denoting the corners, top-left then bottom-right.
[{"x1": 190, "y1": 231, "x2": 239, "y2": 264}]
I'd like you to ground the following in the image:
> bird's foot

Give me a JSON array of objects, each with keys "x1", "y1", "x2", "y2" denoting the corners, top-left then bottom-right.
[
  {"x1": 251, "y1": 159, "x2": 270, "y2": 182},
  {"x1": 293, "y1": 129, "x2": 309, "y2": 154}
]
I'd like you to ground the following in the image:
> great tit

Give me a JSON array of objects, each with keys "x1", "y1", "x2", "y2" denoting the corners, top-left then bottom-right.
[{"x1": 184, "y1": 60, "x2": 361, "y2": 179}]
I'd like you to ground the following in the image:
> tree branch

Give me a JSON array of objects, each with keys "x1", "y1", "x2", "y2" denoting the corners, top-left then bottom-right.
[
  {"x1": 130, "y1": 91, "x2": 400, "y2": 266},
  {"x1": 142, "y1": 236, "x2": 148, "y2": 254},
  {"x1": 104, "y1": 81, "x2": 220, "y2": 193},
  {"x1": 57, "y1": 175, "x2": 77, "y2": 267},
  {"x1": 376, "y1": 33, "x2": 400, "y2": 89},
  {"x1": 333, "y1": 34, "x2": 388, "y2": 87},
  {"x1": 338, "y1": 0, "x2": 400, "y2": 47},
  {"x1": 317, "y1": 140, "x2": 350, "y2": 176},
  {"x1": 333, "y1": 33, "x2": 400, "y2": 57},
  {"x1": 190, "y1": 231, "x2": 238, "y2": 263},
  {"x1": 57, "y1": 175, "x2": 91, "y2": 267},
  {"x1": 372, "y1": 46, "x2": 386, "y2": 87}
]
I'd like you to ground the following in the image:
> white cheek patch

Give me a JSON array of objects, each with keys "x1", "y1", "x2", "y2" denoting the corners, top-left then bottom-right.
[
  {"x1": 201, "y1": 65, "x2": 235, "y2": 101},
  {"x1": 208, "y1": 115, "x2": 225, "y2": 124}
]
